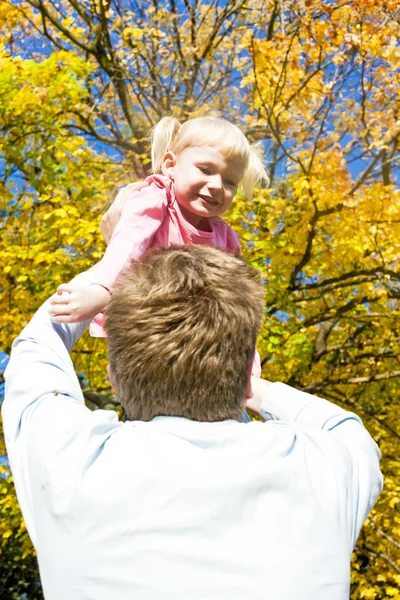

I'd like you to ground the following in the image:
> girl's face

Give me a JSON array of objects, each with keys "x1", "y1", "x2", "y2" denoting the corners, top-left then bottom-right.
[{"x1": 162, "y1": 146, "x2": 244, "y2": 227}]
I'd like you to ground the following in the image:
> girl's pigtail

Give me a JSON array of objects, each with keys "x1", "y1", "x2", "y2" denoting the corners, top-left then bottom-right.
[
  {"x1": 151, "y1": 117, "x2": 181, "y2": 173},
  {"x1": 241, "y1": 143, "x2": 269, "y2": 200}
]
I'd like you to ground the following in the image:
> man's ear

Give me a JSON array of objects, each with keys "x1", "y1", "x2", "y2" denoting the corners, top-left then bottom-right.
[
  {"x1": 161, "y1": 151, "x2": 177, "y2": 178},
  {"x1": 242, "y1": 359, "x2": 253, "y2": 407},
  {"x1": 107, "y1": 363, "x2": 116, "y2": 393}
]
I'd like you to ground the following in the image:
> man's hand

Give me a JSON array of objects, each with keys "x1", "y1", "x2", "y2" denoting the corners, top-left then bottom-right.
[
  {"x1": 49, "y1": 283, "x2": 111, "y2": 324},
  {"x1": 101, "y1": 181, "x2": 149, "y2": 245},
  {"x1": 245, "y1": 376, "x2": 273, "y2": 417}
]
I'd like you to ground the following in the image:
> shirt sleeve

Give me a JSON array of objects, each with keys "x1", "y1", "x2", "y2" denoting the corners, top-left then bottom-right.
[
  {"x1": 93, "y1": 183, "x2": 168, "y2": 291},
  {"x1": 2, "y1": 290, "x2": 120, "y2": 547},
  {"x1": 259, "y1": 382, "x2": 383, "y2": 548}
]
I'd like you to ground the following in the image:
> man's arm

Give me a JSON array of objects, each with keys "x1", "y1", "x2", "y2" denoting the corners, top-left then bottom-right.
[
  {"x1": 3, "y1": 300, "x2": 90, "y2": 448},
  {"x1": 247, "y1": 376, "x2": 383, "y2": 547},
  {"x1": 1, "y1": 274, "x2": 119, "y2": 546}
]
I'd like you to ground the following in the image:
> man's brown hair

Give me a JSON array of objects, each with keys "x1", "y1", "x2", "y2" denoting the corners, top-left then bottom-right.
[{"x1": 105, "y1": 245, "x2": 264, "y2": 422}]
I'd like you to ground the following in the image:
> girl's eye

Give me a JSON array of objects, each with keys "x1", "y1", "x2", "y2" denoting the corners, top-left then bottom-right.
[
  {"x1": 199, "y1": 166, "x2": 211, "y2": 174},
  {"x1": 224, "y1": 179, "x2": 236, "y2": 188}
]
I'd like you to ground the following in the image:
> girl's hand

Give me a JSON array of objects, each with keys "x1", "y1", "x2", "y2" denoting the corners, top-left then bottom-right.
[
  {"x1": 101, "y1": 181, "x2": 149, "y2": 245},
  {"x1": 49, "y1": 283, "x2": 111, "y2": 324}
]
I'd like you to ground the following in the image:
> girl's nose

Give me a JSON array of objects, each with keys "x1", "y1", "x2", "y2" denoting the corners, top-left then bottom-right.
[{"x1": 208, "y1": 174, "x2": 222, "y2": 190}]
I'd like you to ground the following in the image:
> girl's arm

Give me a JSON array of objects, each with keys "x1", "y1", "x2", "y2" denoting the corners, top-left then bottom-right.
[
  {"x1": 50, "y1": 182, "x2": 167, "y2": 324},
  {"x1": 92, "y1": 182, "x2": 167, "y2": 291}
]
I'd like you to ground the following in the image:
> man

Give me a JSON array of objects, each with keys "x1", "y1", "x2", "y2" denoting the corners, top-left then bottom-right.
[{"x1": 3, "y1": 244, "x2": 382, "y2": 600}]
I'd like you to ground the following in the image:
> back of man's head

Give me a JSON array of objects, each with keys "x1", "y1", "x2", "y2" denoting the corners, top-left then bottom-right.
[{"x1": 105, "y1": 245, "x2": 264, "y2": 422}]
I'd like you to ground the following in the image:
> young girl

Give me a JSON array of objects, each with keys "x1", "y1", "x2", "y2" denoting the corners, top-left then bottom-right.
[{"x1": 50, "y1": 116, "x2": 268, "y2": 377}]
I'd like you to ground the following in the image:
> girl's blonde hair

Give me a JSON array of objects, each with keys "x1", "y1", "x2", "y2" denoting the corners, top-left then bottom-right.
[{"x1": 151, "y1": 116, "x2": 268, "y2": 200}]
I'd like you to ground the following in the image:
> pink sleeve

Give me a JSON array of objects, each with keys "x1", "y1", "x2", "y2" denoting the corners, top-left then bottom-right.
[{"x1": 93, "y1": 183, "x2": 167, "y2": 291}]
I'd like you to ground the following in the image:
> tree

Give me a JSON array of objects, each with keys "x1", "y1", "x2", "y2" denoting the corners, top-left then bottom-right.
[
  {"x1": 0, "y1": 1, "x2": 399, "y2": 597},
  {"x1": 234, "y1": 1, "x2": 400, "y2": 596}
]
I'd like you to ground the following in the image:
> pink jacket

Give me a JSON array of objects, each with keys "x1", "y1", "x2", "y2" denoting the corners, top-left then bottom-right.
[
  {"x1": 93, "y1": 175, "x2": 241, "y2": 292},
  {"x1": 91, "y1": 175, "x2": 261, "y2": 376}
]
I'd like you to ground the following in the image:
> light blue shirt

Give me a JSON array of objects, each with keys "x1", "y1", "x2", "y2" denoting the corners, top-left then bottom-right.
[{"x1": 2, "y1": 300, "x2": 383, "y2": 600}]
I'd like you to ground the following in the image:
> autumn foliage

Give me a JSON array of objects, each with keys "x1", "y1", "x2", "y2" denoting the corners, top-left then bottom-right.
[{"x1": 0, "y1": 1, "x2": 399, "y2": 598}]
